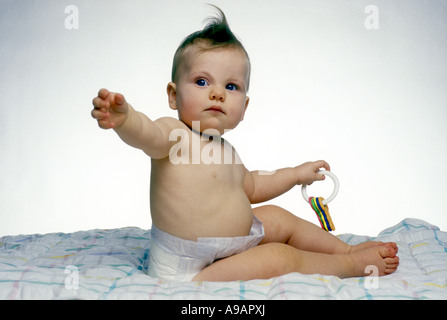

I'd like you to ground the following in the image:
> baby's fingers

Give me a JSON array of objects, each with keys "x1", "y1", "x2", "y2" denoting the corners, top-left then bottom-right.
[
  {"x1": 97, "y1": 88, "x2": 110, "y2": 100},
  {"x1": 92, "y1": 88, "x2": 114, "y2": 109},
  {"x1": 91, "y1": 88, "x2": 127, "y2": 129},
  {"x1": 91, "y1": 109, "x2": 115, "y2": 129},
  {"x1": 91, "y1": 108, "x2": 106, "y2": 120},
  {"x1": 313, "y1": 160, "x2": 331, "y2": 181},
  {"x1": 110, "y1": 93, "x2": 128, "y2": 114},
  {"x1": 92, "y1": 96, "x2": 109, "y2": 111},
  {"x1": 315, "y1": 160, "x2": 330, "y2": 172}
]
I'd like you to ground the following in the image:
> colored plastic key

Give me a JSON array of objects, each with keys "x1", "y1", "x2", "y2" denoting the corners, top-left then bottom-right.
[{"x1": 309, "y1": 196, "x2": 335, "y2": 231}]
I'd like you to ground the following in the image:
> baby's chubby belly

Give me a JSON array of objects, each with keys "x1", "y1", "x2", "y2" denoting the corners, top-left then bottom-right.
[
  {"x1": 152, "y1": 186, "x2": 254, "y2": 241},
  {"x1": 150, "y1": 159, "x2": 254, "y2": 241}
]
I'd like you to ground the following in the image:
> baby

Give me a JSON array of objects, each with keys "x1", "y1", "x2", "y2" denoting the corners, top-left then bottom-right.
[{"x1": 91, "y1": 7, "x2": 399, "y2": 281}]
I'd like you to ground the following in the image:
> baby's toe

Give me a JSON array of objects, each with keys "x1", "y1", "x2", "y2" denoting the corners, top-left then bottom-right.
[{"x1": 380, "y1": 244, "x2": 398, "y2": 258}]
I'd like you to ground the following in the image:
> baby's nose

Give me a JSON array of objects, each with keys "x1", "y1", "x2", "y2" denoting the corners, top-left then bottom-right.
[{"x1": 209, "y1": 86, "x2": 225, "y2": 102}]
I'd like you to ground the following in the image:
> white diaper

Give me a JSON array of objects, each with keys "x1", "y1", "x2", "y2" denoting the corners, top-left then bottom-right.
[{"x1": 148, "y1": 215, "x2": 265, "y2": 281}]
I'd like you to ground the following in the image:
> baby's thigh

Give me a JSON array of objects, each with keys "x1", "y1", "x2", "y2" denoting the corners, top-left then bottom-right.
[
  {"x1": 253, "y1": 205, "x2": 310, "y2": 244},
  {"x1": 192, "y1": 243, "x2": 300, "y2": 282}
]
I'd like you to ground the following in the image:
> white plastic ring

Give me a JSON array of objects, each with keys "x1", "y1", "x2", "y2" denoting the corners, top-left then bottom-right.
[{"x1": 301, "y1": 170, "x2": 339, "y2": 205}]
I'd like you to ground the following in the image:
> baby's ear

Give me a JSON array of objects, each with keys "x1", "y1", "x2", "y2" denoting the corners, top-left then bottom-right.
[{"x1": 167, "y1": 82, "x2": 177, "y2": 110}]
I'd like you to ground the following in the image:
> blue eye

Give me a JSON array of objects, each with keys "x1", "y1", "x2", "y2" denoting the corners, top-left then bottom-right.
[
  {"x1": 196, "y1": 79, "x2": 208, "y2": 87},
  {"x1": 226, "y1": 83, "x2": 238, "y2": 91}
]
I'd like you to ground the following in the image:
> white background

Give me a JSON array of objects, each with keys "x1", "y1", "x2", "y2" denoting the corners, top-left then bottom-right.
[{"x1": 1, "y1": 0, "x2": 446, "y2": 236}]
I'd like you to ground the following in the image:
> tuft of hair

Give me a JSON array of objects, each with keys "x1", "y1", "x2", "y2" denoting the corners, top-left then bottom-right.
[
  {"x1": 200, "y1": 5, "x2": 239, "y2": 46},
  {"x1": 171, "y1": 5, "x2": 250, "y2": 87}
]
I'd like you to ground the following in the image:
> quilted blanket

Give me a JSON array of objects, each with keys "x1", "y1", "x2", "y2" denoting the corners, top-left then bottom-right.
[{"x1": 0, "y1": 218, "x2": 446, "y2": 299}]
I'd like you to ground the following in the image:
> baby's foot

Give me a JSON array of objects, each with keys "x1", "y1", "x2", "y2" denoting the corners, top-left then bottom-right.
[
  {"x1": 349, "y1": 243, "x2": 399, "y2": 277},
  {"x1": 349, "y1": 241, "x2": 398, "y2": 254}
]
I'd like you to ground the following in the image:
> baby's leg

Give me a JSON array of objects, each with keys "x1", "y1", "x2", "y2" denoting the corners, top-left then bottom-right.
[
  {"x1": 193, "y1": 205, "x2": 399, "y2": 281},
  {"x1": 253, "y1": 205, "x2": 389, "y2": 255},
  {"x1": 192, "y1": 241, "x2": 399, "y2": 282},
  {"x1": 253, "y1": 205, "x2": 351, "y2": 254}
]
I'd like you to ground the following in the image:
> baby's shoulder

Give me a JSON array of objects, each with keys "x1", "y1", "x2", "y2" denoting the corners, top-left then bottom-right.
[
  {"x1": 155, "y1": 116, "x2": 187, "y2": 130},
  {"x1": 153, "y1": 117, "x2": 191, "y2": 140}
]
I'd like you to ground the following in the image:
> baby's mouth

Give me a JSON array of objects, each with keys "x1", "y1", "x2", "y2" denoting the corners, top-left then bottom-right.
[{"x1": 206, "y1": 106, "x2": 225, "y2": 114}]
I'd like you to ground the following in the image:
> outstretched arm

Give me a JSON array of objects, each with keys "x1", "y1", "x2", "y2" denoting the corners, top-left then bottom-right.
[
  {"x1": 243, "y1": 160, "x2": 330, "y2": 204},
  {"x1": 91, "y1": 88, "x2": 180, "y2": 159}
]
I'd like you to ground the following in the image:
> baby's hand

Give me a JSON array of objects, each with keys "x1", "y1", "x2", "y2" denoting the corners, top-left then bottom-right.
[
  {"x1": 296, "y1": 160, "x2": 331, "y2": 185},
  {"x1": 91, "y1": 88, "x2": 129, "y2": 129}
]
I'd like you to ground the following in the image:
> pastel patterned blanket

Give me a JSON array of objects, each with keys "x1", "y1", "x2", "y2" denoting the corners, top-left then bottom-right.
[{"x1": 1, "y1": 218, "x2": 446, "y2": 299}]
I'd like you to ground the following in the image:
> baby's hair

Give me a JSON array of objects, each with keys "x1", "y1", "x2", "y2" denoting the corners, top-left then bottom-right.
[{"x1": 171, "y1": 5, "x2": 251, "y2": 89}]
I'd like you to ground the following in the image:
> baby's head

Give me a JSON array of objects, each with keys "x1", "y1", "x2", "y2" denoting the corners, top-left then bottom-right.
[
  {"x1": 171, "y1": 7, "x2": 251, "y2": 88},
  {"x1": 167, "y1": 6, "x2": 251, "y2": 134}
]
